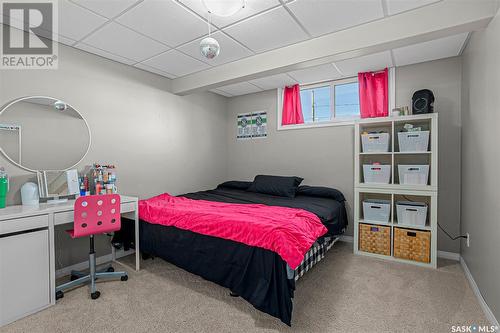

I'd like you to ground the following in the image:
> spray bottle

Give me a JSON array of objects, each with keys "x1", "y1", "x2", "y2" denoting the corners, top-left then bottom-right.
[{"x1": 0, "y1": 167, "x2": 9, "y2": 209}]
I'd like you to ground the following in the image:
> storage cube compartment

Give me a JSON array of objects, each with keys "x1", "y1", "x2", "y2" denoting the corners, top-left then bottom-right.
[
  {"x1": 363, "y1": 164, "x2": 391, "y2": 184},
  {"x1": 398, "y1": 165, "x2": 429, "y2": 185},
  {"x1": 359, "y1": 223, "x2": 391, "y2": 256},
  {"x1": 396, "y1": 201, "x2": 428, "y2": 227},
  {"x1": 363, "y1": 199, "x2": 391, "y2": 223},
  {"x1": 361, "y1": 132, "x2": 390, "y2": 152},
  {"x1": 393, "y1": 227, "x2": 431, "y2": 263}
]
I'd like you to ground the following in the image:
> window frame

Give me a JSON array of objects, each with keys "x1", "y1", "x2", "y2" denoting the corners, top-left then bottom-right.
[
  {"x1": 276, "y1": 67, "x2": 396, "y2": 131},
  {"x1": 277, "y1": 76, "x2": 361, "y2": 130}
]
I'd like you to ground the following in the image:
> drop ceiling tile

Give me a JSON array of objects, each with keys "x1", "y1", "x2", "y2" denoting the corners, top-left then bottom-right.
[
  {"x1": 134, "y1": 63, "x2": 177, "y2": 79},
  {"x1": 1, "y1": 0, "x2": 107, "y2": 41},
  {"x1": 287, "y1": 0, "x2": 384, "y2": 37},
  {"x1": 223, "y1": 7, "x2": 308, "y2": 53},
  {"x1": 385, "y1": 0, "x2": 441, "y2": 15},
  {"x1": 141, "y1": 49, "x2": 211, "y2": 77},
  {"x1": 217, "y1": 82, "x2": 263, "y2": 96},
  {"x1": 58, "y1": 0, "x2": 108, "y2": 41},
  {"x1": 392, "y1": 33, "x2": 468, "y2": 67},
  {"x1": 75, "y1": 42, "x2": 136, "y2": 65},
  {"x1": 288, "y1": 64, "x2": 342, "y2": 84},
  {"x1": 210, "y1": 88, "x2": 233, "y2": 97},
  {"x1": 82, "y1": 22, "x2": 170, "y2": 62},
  {"x1": 248, "y1": 73, "x2": 297, "y2": 90},
  {"x1": 177, "y1": 31, "x2": 252, "y2": 66},
  {"x1": 70, "y1": 0, "x2": 141, "y2": 19},
  {"x1": 335, "y1": 51, "x2": 393, "y2": 76},
  {"x1": 179, "y1": 0, "x2": 280, "y2": 28},
  {"x1": 116, "y1": 0, "x2": 208, "y2": 47}
]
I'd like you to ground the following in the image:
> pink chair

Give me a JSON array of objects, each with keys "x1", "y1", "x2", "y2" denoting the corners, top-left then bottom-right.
[{"x1": 55, "y1": 194, "x2": 128, "y2": 300}]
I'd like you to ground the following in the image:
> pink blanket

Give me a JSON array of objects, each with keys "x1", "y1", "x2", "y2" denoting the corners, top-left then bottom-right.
[{"x1": 139, "y1": 193, "x2": 327, "y2": 269}]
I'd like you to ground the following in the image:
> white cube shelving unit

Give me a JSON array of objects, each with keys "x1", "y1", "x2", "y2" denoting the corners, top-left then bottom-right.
[{"x1": 354, "y1": 113, "x2": 438, "y2": 268}]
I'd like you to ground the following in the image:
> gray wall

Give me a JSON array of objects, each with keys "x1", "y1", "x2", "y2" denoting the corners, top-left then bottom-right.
[
  {"x1": 226, "y1": 57, "x2": 463, "y2": 252},
  {"x1": 461, "y1": 10, "x2": 500, "y2": 321},
  {"x1": 0, "y1": 43, "x2": 228, "y2": 268}
]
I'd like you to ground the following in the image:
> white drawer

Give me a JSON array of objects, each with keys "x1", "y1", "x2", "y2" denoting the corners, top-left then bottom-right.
[
  {"x1": 121, "y1": 202, "x2": 135, "y2": 213},
  {"x1": 54, "y1": 211, "x2": 73, "y2": 225},
  {"x1": 0, "y1": 215, "x2": 49, "y2": 234}
]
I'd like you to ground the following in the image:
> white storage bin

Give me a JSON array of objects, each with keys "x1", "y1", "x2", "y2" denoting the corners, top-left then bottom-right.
[
  {"x1": 396, "y1": 201, "x2": 428, "y2": 226},
  {"x1": 363, "y1": 199, "x2": 391, "y2": 223},
  {"x1": 398, "y1": 165, "x2": 429, "y2": 185},
  {"x1": 398, "y1": 131, "x2": 430, "y2": 152},
  {"x1": 363, "y1": 164, "x2": 391, "y2": 184},
  {"x1": 361, "y1": 133, "x2": 390, "y2": 152}
]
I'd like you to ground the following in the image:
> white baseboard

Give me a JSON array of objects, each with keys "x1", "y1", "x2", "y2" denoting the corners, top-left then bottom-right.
[
  {"x1": 460, "y1": 257, "x2": 499, "y2": 327},
  {"x1": 339, "y1": 235, "x2": 354, "y2": 243},
  {"x1": 437, "y1": 250, "x2": 460, "y2": 261},
  {"x1": 55, "y1": 249, "x2": 134, "y2": 278}
]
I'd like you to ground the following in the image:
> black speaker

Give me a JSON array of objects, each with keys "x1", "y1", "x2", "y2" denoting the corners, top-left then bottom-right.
[{"x1": 412, "y1": 89, "x2": 434, "y2": 114}]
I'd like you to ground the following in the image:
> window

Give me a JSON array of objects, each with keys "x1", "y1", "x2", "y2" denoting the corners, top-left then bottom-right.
[{"x1": 298, "y1": 78, "x2": 360, "y2": 125}]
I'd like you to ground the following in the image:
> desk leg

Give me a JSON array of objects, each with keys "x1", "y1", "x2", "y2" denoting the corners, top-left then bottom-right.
[
  {"x1": 135, "y1": 201, "x2": 140, "y2": 271},
  {"x1": 48, "y1": 213, "x2": 56, "y2": 305}
]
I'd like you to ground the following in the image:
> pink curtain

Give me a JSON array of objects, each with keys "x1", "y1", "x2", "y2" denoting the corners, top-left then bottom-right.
[
  {"x1": 358, "y1": 68, "x2": 388, "y2": 118},
  {"x1": 282, "y1": 84, "x2": 304, "y2": 125}
]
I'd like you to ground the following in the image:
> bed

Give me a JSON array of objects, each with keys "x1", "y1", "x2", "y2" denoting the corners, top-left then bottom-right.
[{"x1": 138, "y1": 177, "x2": 348, "y2": 325}]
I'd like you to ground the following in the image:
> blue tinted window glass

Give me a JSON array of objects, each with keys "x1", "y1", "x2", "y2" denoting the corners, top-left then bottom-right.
[
  {"x1": 335, "y1": 82, "x2": 360, "y2": 118},
  {"x1": 313, "y1": 86, "x2": 331, "y2": 122},
  {"x1": 300, "y1": 90, "x2": 313, "y2": 123}
]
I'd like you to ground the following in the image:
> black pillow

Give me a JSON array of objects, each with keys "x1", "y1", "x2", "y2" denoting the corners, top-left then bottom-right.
[
  {"x1": 296, "y1": 185, "x2": 345, "y2": 202},
  {"x1": 247, "y1": 175, "x2": 303, "y2": 198},
  {"x1": 217, "y1": 181, "x2": 253, "y2": 190}
]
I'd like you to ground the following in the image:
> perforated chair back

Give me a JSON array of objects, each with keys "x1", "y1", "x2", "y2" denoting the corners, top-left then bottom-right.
[{"x1": 72, "y1": 194, "x2": 121, "y2": 238}]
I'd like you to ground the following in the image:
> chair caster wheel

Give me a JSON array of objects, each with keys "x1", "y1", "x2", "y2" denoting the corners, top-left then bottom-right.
[
  {"x1": 91, "y1": 291, "x2": 100, "y2": 300},
  {"x1": 229, "y1": 292, "x2": 239, "y2": 297},
  {"x1": 106, "y1": 267, "x2": 115, "y2": 272},
  {"x1": 70, "y1": 274, "x2": 79, "y2": 281},
  {"x1": 121, "y1": 275, "x2": 128, "y2": 281},
  {"x1": 56, "y1": 290, "x2": 64, "y2": 300}
]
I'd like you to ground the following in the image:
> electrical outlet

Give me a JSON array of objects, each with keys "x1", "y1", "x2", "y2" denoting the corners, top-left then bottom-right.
[{"x1": 466, "y1": 233, "x2": 470, "y2": 247}]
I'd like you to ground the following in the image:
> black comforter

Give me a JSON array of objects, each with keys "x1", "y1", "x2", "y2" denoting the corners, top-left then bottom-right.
[{"x1": 138, "y1": 186, "x2": 347, "y2": 325}]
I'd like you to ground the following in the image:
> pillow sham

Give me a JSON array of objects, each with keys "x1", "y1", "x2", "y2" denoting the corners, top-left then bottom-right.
[
  {"x1": 247, "y1": 175, "x2": 303, "y2": 198},
  {"x1": 217, "y1": 181, "x2": 253, "y2": 190},
  {"x1": 296, "y1": 185, "x2": 345, "y2": 202}
]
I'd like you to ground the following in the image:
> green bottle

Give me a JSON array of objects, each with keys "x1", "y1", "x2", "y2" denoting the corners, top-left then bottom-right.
[{"x1": 0, "y1": 168, "x2": 8, "y2": 209}]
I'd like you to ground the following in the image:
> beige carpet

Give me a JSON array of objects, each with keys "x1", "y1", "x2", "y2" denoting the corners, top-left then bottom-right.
[{"x1": 2, "y1": 242, "x2": 487, "y2": 333}]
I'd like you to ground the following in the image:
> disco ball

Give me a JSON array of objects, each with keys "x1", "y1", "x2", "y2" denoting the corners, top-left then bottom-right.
[{"x1": 200, "y1": 37, "x2": 220, "y2": 60}]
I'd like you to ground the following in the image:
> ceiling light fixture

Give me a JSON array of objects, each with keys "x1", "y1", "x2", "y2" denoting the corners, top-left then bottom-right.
[
  {"x1": 200, "y1": 13, "x2": 220, "y2": 59},
  {"x1": 201, "y1": 0, "x2": 245, "y2": 17}
]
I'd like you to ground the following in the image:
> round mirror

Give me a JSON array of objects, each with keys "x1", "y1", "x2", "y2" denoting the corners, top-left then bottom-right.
[{"x1": 0, "y1": 96, "x2": 91, "y2": 172}]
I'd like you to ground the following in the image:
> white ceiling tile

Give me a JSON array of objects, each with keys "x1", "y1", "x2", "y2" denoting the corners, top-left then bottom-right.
[
  {"x1": 58, "y1": 35, "x2": 76, "y2": 46},
  {"x1": 210, "y1": 89, "x2": 233, "y2": 97},
  {"x1": 335, "y1": 51, "x2": 393, "y2": 77},
  {"x1": 248, "y1": 73, "x2": 297, "y2": 90},
  {"x1": 385, "y1": 0, "x2": 441, "y2": 16},
  {"x1": 141, "y1": 49, "x2": 211, "y2": 77},
  {"x1": 116, "y1": 0, "x2": 208, "y2": 47},
  {"x1": 70, "y1": 0, "x2": 141, "y2": 19},
  {"x1": 287, "y1": 0, "x2": 384, "y2": 37},
  {"x1": 82, "y1": 22, "x2": 169, "y2": 62},
  {"x1": 179, "y1": 0, "x2": 280, "y2": 28},
  {"x1": 177, "y1": 31, "x2": 252, "y2": 66},
  {"x1": 224, "y1": 7, "x2": 308, "y2": 53},
  {"x1": 288, "y1": 64, "x2": 342, "y2": 84},
  {"x1": 134, "y1": 63, "x2": 177, "y2": 79},
  {"x1": 75, "y1": 42, "x2": 136, "y2": 65},
  {"x1": 217, "y1": 82, "x2": 263, "y2": 96},
  {"x1": 392, "y1": 33, "x2": 468, "y2": 67},
  {"x1": 59, "y1": 0, "x2": 108, "y2": 41}
]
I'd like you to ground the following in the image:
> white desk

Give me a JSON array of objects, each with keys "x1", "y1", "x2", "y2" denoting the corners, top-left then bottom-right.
[{"x1": 0, "y1": 195, "x2": 140, "y2": 327}]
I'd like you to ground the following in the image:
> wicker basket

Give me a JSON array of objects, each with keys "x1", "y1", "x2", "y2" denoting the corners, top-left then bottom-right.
[
  {"x1": 359, "y1": 223, "x2": 391, "y2": 256},
  {"x1": 394, "y1": 227, "x2": 431, "y2": 263}
]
